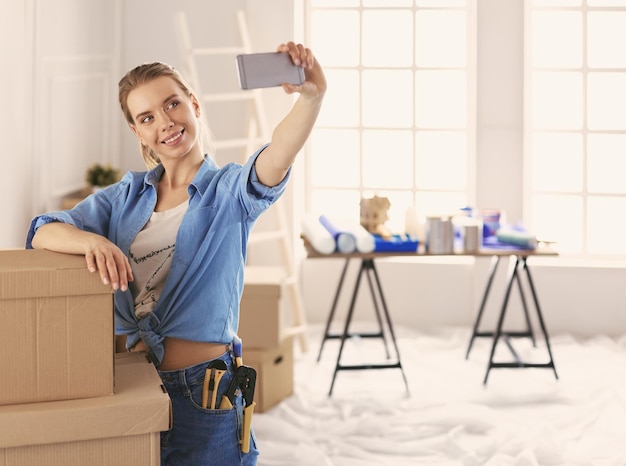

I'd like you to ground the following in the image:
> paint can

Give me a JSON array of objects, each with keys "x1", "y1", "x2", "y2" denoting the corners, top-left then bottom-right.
[
  {"x1": 425, "y1": 216, "x2": 454, "y2": 254},
  {"x1": 462, "y1": 224, "x2": 481, "y2": 253}
]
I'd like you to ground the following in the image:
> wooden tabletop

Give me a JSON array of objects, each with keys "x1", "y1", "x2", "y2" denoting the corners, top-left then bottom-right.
[{"x1": 300, "y1": 235, "x2": 558, "y2": 259}]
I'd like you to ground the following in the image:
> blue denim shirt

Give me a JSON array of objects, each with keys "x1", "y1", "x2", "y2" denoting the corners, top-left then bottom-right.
[{"x1": 25, "y1": 145, "x2": 290, "y2": 365}]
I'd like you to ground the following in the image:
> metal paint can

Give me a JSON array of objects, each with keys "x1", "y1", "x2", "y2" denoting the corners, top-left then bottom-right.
[
  {"x1": 462, "y1": 224, "x2": 481, "y2": 253},
  {"x1": 425, "y1": 216, "x2": 454, "y2": 254}
]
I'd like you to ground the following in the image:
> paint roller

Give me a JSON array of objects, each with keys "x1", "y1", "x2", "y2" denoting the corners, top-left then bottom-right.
[{"x1": 495, "y1": 228, "x2": 538, "y2": 249}]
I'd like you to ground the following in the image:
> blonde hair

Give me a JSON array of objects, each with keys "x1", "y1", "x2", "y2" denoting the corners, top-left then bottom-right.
[{"x1": 118, "y1": 62, "x2": 213, "y2": 169}]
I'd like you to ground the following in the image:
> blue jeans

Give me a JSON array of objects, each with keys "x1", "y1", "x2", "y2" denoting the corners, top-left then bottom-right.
[{"x1": 158, "y1": 351, "x2": 259, "y2": 465}]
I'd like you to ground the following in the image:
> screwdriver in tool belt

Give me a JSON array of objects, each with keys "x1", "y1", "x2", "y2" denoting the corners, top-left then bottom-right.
[
  {"x1": 218, "y1": 335, "x2": 244, "y2": 410},
  {"x1": 233, "y1": 335, "x2": 243, "y2": 368},
  {"x1": 209, "y1": 362, "x2": 227, "y2": 409}
]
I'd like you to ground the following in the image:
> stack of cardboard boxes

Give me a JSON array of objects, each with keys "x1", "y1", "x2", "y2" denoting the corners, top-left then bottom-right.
[
  {"x1": 238, "y1": 266, "x2": 295, "y2": 413},
  {"x1": 0, "y1": 250, "x2": 170, "y2": 466}
]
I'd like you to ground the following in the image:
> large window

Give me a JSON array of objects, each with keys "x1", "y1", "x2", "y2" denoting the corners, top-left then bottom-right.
[
  {"x1": 304, "y1": 0, "x2": 475, "y2": 232},
  {"x1": 526, "y1": 0, "x2": 626, "y2": 258}
]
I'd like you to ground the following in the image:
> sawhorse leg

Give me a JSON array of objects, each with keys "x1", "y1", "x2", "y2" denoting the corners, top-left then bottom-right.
[
  {"x1": 466, "y1": 255, "x2": 537, "y2": 359},
  {"x1": 482, "y1": 255, "x2": 558, "y2": 384},
  {"x1": 316, "y1": 258, "x2": 389, "y2": 363},
  {"x1": 316, "y1": 258, "x2": 351, "y2": 363},
  {"x1": 466, "y1": 255, "x2": 501, "y2": 359},
  {"x1": 521, "y1": 257, "x2": 558, "y2": 380},
  {"x1": 323, "y1": 258, "x2": 409, "y2": 396}
]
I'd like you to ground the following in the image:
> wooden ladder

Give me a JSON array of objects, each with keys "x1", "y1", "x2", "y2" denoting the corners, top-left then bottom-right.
[{"x1": 174, "y1": 9, "x2": 309, "y2": 352}]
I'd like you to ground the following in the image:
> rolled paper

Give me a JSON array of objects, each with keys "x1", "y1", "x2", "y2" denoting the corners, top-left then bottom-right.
[
  {"x1": 336, "y1": 233, "x2": 357, "y2": 253},
  {"x1": 301, "y1": 214, "x2": 336, "y2": 254},
  {"x1": 318, "y1": 215, "x2": 357, "y2": 253},
  {"x1": 319, "y1": 216, "x2": 375, "y2": 253},
  {"x1": 352, "y1": 224, "x2": 376, "y2": 253}
]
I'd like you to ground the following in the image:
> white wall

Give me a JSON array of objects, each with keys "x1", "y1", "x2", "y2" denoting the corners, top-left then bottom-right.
[
  {"x1": 476, "y1": 0, "x2": 524, "y2": 223},
  {"x1": 3, "y1": 1, "x2": 624, "y2": 337},
  {"x1": 1, "y1": 0, "x2": 121, "y2": 247},
  {"x1": 1, "y1": 1, "x2": 33, "y2": 248}
]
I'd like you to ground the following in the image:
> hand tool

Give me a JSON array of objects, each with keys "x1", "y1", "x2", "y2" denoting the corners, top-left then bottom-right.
[
  {"x1": 219, "y1": 365, "x2": 257, "y2": 453},
  {"x1": 201, "y1": 368, "x2": 214, "y2": 409},
  {"x1": 201, "y1": 359, "x2": 228, "y2": 409},
  {"x1": 209, "y1": 360, "x2": 227, "y2": 409},
  {"x1": 233, "y1": 335, "x2": 243, "y2": 368}
]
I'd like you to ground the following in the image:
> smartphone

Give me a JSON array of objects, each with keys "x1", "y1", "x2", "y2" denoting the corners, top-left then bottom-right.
[{"x1": 236, "y1": 52, "x2": 305, "y2": 90}]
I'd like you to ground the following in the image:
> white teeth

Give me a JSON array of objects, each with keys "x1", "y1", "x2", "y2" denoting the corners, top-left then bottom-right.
[{"x1": 164, "y1": 132, "x2": 182, "y2": 144}]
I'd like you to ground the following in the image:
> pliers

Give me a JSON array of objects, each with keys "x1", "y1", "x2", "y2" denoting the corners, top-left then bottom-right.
[{"x1": 219, "y1": 365, "x2": 257, "y2": 453}]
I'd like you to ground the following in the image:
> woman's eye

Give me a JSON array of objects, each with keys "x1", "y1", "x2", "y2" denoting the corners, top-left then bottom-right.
[
  {"x1": 167, "y1": 101, "x2": 179, "y2": 110},
  {"x1": 141, "y1": 115, "x2": 153, "y2": 124}
]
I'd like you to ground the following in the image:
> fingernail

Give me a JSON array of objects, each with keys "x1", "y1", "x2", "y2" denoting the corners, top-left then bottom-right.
[{"x1": 103, "y1": 277, "x2": 109, "y2": 285}]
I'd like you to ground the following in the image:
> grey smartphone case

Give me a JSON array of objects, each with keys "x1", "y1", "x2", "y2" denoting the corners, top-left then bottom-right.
[{"x1": 236, "y1": 52, "x2": 306, "y2": 90}]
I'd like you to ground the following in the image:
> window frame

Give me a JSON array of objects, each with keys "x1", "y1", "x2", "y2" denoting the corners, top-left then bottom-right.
[
  {"x1": 301, "y1": 0, "x2": 478, "y2": 234},
  {"x1": 523, "y1": 0, "x2": 626, "y2": 260}
]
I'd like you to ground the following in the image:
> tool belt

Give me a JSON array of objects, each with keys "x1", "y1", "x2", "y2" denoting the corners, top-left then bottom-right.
[{"x1": 200, "y1": 336, "x2": 256, "y2": 453}]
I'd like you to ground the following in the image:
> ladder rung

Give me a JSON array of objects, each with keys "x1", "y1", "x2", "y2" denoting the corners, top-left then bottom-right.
[
  {"x1": 284, "y1": 325, "x2": 308, "y2": 338},
  {"x1": 190, "y1": 46, "x2": 246, "y2": 56},
  {"x1": 248, "y1": 230, "x2": 287, "y2": 244},
  {"x1": 201, "y1": 92, "x2": 254, "y2": 103},
  {"x1": 283, "y1": 276, "x2": 298, "y2": 286}
]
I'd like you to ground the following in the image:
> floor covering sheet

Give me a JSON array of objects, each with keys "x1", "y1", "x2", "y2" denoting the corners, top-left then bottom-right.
[{"x1": 254, "y1": 324, "x2": 626, "y2": 466}]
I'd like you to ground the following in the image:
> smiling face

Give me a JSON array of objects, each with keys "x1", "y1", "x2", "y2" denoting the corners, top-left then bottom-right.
[{"x1": 126, "y1": 76, "x2": 203, "y2": 164}]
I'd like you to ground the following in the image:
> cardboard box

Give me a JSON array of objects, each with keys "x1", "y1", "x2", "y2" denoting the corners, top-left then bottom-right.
[
  {"x1": 239, "y1": 266, "x2": 286, "y2": 348},
  {"x1": 0, "y1": 352, "x2": 171, "y2": 466},
  {"x1": 0, "y1": 249, "x2": 114, "y2": 405},
  {"x1": 245, "y1": 336, "x2": 294, "y2": 413}
]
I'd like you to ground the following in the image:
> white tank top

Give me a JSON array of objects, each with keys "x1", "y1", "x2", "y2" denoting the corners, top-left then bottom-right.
[{"x1": 129, "y1": 200, "x2": 188, "y2": 318}]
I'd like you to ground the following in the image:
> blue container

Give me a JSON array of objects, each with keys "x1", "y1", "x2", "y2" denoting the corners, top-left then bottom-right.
[{"x1": 374, "y1": 234, "x2": 419, "y2": 252}]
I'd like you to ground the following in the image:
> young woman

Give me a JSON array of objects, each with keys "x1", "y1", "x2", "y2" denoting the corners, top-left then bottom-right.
[{"x1": 26, "y1": 41, "x2": 326, "y2": 465}]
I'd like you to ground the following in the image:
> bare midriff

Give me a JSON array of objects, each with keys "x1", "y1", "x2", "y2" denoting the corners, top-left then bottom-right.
[{"x1": 118, "y1": 335, "x2": 229, "y2": 371}]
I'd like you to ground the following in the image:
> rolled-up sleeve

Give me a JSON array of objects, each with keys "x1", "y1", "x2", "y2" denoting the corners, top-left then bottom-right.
[
  {"x1": 25, "y1": 212, "x2": 79, "y2": 249},
  {"x1": 25, "y1": 180, "x2": 125, "y2": 249},
  {"x1": 238, "y1": 145, "x2": 292, "y2": 220}
]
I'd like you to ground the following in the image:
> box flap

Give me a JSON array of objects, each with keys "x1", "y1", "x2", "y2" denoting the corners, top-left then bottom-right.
[
  {"x1": 0, "y1": 352, "x2": 170, "y2": 449},
  {"x1": 0, "y1": 249, "x2": 111, "y2": 299}
]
